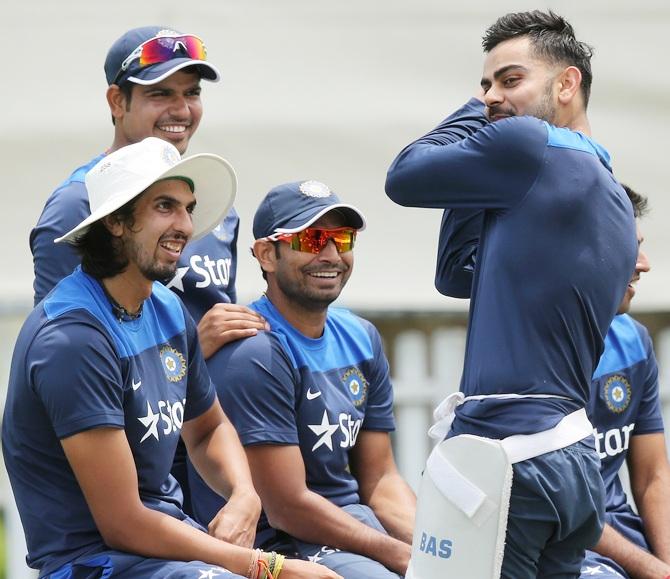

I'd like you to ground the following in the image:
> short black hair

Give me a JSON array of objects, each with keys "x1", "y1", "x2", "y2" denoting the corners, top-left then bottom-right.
[
  {"x1": 621, "y1": 183, "x2": 649, "y2": 218},
  {"x1": 482, "y1": 10, "x2": 594, "y2": 107},
  {"x1": 73, "y1": 196, "x2": 139, "y2": 279}
]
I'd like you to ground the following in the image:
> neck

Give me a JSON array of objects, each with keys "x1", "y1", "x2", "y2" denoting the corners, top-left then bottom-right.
[
  {"x1": 101, "y1": 270, "x2": 152, "y2": 317},
  {"x1": 109, "y1": 133, "x2": 131, "y2": 154},
  {"x1": 556, "y1": 107, "x2": 591, "y2": 136},
  {"x1": 265, "y1": 287, "x2": 328, "y2": 339}
]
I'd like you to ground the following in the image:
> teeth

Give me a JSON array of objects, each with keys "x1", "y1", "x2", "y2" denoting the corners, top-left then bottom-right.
[
  {"x1": 161, "y1": 241, "x2": 182, "y2": 253},
  {"x1": 160, "y1": 125, "x2": 187, "y2": 133},
  {"x1": 310, "y1": 272, "x2": 338, "y2": 278}
]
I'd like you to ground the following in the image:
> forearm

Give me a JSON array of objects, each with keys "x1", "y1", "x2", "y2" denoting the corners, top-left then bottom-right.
[
  {"x1": 107, "y1": 504, "x2": 252, "y2": 574},
  {"x1": 363, "y1": 473, "x2": 416, "y2": 544},
  {"x1": 593, "y1": 524, "x2": 670, "y2": 579},
  {"x1": 188, "y1": 418, "x2": 255, "y2": 500},
  {"x1": 636, "y1": 472, "x2": 670, "y2": 564},
  {"x1": 269, "y1": 491, "x2": 410, "y2": 574},
  {"x1": 385, "y1": 99, "x2": 488, "y2": 209}
]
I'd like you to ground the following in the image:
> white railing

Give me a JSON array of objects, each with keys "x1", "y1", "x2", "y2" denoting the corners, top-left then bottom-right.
[{"x1": 1, "y1": 312, "x2": 669, "y2": 577}]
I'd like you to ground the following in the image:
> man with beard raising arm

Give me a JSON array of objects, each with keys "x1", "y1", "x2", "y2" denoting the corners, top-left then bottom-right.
[{"x1": 386, "y1": 10, "x2": 637, "y2": 578}]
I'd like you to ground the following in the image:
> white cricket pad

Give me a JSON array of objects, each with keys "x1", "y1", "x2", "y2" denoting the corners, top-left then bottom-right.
[{"x1": 406, "y1": 435, "x2": 513, "y2": 579}]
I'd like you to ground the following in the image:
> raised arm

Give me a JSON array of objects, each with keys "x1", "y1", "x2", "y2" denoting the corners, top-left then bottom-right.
[{"x1": 385, "y1": 99, "x2": 544, "y2": 210}]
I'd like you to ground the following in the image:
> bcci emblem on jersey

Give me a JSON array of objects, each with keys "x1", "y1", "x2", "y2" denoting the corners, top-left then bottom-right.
[
  {"x1": 342, "y1": 368, "x2": 368, "y2": 407},
  {"x1": 159, "y1": 346, "x2": 187, "y2": 382},
  {"x1": 603, "y1": 374, "x2": 632, "y2": 413}
]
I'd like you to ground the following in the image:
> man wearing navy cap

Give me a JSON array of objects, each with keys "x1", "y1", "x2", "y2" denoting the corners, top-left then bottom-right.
[
  {"x1": 31, "y1": 26, "x2": 267, "y2": 355},
  {"x1": 30, "y1": 25, "x2": 268, "y2": 514},
  {"x1": 189, "y1": 180, "x2": 416, "y2": 579}
]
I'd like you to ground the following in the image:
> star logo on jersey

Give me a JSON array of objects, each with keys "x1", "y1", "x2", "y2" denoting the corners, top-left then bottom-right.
[
  {"x1": 165, "y1": 266, "x2": 189, "y2": 293},
  {"x1": 138, "y1": 401, "x2": 160, "y2": 443},
  {"x1": 308, "y1": 410, "x2": 339, "y2": 451},
  {"x1": 198, "y1": 568, "x2": 227, "y2": 578},
  {"x1": 159, "y1": 346, "x2": 186, "y2": 382},
  {"x1": 581, "y1": 565, "x2": 605, "y2": 575},
  {"x1": 341, "y1": 367, "x2": 368, "y2": 407},
  {"x1": 603, "y1": 374, "x2": 631, "y2": 413}
]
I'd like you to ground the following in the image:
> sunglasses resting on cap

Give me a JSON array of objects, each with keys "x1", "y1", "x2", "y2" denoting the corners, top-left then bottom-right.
[{"x1": 111, "y1": 33, "x2": 208, "y2": 85}]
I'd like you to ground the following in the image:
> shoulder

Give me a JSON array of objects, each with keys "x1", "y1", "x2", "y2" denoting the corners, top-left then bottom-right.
[
  {"x1": 208, "y1": 329, "x2": 293, "y2": 375},
  {"x1": 44, "y1": 154, "x2": 105, "y2": 208},
  {"x1": 609, "y1": 314, "x2": 651, "y2": 350},
  {"x1": 594, "y1": 314, "x2": 651, "y2": 379},
  {"x1": 326, "y1": 307, "x2": 383, "y2": 355},
  {"x1": 328, "y1": 307, "x2": 379, "y2": 336}
]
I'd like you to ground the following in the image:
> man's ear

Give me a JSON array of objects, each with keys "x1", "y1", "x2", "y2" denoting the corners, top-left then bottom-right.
[
  {"x1": 102, "y1": 214, "x2": 125, "y2": 238},
  {"x1": 106, "y1": 84, "x2": 128, "y2": 122},
  {"x1": 253, "y1": 239, "x2": 278, "y2": 275},
  {"x1": 557, "y1": 66, "x2": 582, "y2": 105}
]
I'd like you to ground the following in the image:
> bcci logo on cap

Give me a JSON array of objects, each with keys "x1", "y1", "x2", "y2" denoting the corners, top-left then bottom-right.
[
  {"x1": 341, "y1": 368, "x2": 368, "y2": 407},
  {"x1": 299, "y1": 180, "x2": 331, "y2": 198},
  {"x1": 161, "y1": 144, "x2": 180, "y2": 166},
  {"x1": 604, "y1": 374, "x2": 631, "y2": 413},
  {"x1": 159, "y1": 345, "x2": 186, "y2": 382}
]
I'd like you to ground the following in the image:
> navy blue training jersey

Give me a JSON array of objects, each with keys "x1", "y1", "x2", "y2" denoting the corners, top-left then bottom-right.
[
  {"x1": 589, "y1": 314, "x2": 663, "y2": 547},
  {"x1": 386, "y1": 99, "x2": 637, "y2": 438},
  {"x1": 189, "y1": 295, "x2": 396, "y2": 547},
  {"x1": 2, "y1": 268, "x2": 215, "y2": 575},
  {"x1": 30, "y1": 153, "x2": 240, "y2": 319}
]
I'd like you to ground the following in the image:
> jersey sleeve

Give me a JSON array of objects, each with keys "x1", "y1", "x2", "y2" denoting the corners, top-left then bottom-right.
[
  {"x1": 30, "y1": 182, "x2": 90, "y2": 306},
  {"x1": 183, "y1": 307, "x2": 217, "y2": 421},
  {"x1": 207, "y1": 332, "x2": 299, "y2": 446},
  {"x1": 361, "y1": 321, "x2": 396, "y2": 432},
  {"x1": 632, "y1": 325, "x2": 664, "y2": 435},
  {"x1": 385, "y1": 98, "x2": 546, "y2": 211},
  {"x1": 28, "y1": 314, "x2": 125, "y2": 439},
  {"x1": 435, "y1": 208, "x2": 483, "y2": 298}
]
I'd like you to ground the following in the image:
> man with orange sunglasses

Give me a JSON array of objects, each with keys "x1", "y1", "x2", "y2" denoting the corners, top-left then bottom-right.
[{"x1": 189, "y1": 180, "x2": 416, "y2": 579}]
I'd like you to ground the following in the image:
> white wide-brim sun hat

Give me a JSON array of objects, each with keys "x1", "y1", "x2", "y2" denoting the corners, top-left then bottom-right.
[{"x1": 55, "y1": 136, "x2": 236, "y2": 244}]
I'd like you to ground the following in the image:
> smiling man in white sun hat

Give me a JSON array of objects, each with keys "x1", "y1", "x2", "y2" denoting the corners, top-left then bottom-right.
[{"x1": 2, "y1": 138, "x2": 340, "y2": 579}]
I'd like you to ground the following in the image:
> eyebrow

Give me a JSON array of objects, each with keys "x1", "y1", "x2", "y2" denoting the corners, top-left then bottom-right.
[
  {"x1": 154, "y1": 194, "x2": 197, "y2": 209},
  {"x1": 480, "y1": 64, "x2": 529, "y2": 88}
]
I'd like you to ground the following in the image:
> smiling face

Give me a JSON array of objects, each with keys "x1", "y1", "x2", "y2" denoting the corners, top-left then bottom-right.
[
  {"x1": 267, "y1": 212, "x2": 354, "y2": 312},
  {"x1": 480, "y1": 36, "x2": 560, "y2": 124},
  {"x1": 110, "y1": 69, "x2": 203, "y2": 154},
  {"x1": 114, "y1": 178, "x2": 195, "y2": 285},
  {"x1": 618, "y1": 223, "x2": 650, "y2": 314}
]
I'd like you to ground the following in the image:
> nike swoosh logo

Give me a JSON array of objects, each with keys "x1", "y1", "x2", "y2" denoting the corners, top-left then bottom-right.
[
  {"x1": 306, "y1": 388, "x2": 321, "y2": 400},
  {"x1": 132, "y1": 379, "x2": 142, "y2": 391}
]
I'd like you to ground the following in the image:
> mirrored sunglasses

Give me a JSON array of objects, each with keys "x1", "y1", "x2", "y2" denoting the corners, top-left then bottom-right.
[
  {"x1": 113, "y1": 34, "x2": 207, "y2": 83},
  {"x1": 270, "y1": 227, "x2": 357, "y2": 254}
]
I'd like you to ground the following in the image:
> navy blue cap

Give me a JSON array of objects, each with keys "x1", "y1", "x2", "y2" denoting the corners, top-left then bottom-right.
[
  {"x1": 104, "y1": 26, "x2": 220, "y2": 87},
  {"x1": 253, "y1": 180, "x2": 367, "y2": 240}
]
